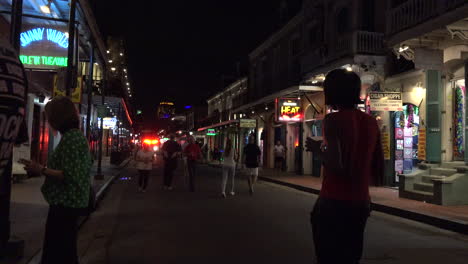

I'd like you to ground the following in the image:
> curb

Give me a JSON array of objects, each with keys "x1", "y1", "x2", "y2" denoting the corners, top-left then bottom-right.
[
  {"x1": 26, "y1": 158, "x2": 132, "y2": 264},
  {"x1": 259, "y1": 176, "x2": 468, "y2": 235}
]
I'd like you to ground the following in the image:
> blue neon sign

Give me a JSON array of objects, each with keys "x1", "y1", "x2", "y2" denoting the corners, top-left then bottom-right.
[{"x1": 20, "y1": 28, "x2": 69, "y2": 48}]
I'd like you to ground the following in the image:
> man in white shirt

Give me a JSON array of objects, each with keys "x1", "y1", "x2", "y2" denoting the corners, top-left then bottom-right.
[{"x1": 274, "y1": 140, "x2": 285, "y2": 171}]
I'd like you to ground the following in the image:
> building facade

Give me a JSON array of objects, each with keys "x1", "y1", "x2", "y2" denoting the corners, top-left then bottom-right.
[{"x1": 231, "y1": 0, "x2": 468, "y2": 205}]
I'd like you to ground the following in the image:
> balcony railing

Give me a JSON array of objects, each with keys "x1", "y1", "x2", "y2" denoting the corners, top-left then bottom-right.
[
  {"x1": 388, "y1": 0, "x2": 467, "y2": 35},
  {"x1": 302, "y1": 31, "x2": 384, "y2": 74}
]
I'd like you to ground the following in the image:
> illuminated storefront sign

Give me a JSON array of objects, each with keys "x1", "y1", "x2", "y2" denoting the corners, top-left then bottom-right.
[
  {"x1": 19, "y1": 55, "x2": 67, "y2": 67},
  {"x1": 276, "y1": 98, "x2": 303, "y2": 122},
  {"x1": 207, "y1": 129, "x2": 217, "y2": 136},
  {"x1": 20, "y1": 27, "x2": 68, "y2": 48},
  {"x1": 19, "y1": 26, "x2": 69, "y2": 70},
  {"x1": 369, "y1": 92, "x2": 403, "y2": 111},
  {"x1": 103, "y1": 117, "x2": 117, "y2": 129}
]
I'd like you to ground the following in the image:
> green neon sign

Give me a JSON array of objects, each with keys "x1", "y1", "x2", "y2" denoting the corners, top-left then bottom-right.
[{"x1": 19, "y1": 55, "x2": 68, "y2": 67}]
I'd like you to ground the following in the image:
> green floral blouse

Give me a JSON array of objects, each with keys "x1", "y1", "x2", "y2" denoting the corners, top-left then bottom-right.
[{"x1": 41, "y1": 129, "x2": 91, "y2": 208}]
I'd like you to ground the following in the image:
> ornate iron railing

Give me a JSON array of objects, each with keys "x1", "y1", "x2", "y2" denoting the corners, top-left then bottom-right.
[{"x1": 388, "y1": 0, "x2": 466, "y2": 35}]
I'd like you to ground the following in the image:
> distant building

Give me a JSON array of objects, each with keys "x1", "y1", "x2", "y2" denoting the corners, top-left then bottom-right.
[{"x1": 157, "y1": 101, "x2": 176, "y2": 119}]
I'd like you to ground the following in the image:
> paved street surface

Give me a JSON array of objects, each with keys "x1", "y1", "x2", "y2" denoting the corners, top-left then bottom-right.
[{"x1": 78, "y1": 163, "x2": 468, "y2": 264}]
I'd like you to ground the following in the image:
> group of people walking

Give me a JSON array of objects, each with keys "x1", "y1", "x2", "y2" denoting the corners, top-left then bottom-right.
[{"x1": 134, "y1": 133, "x2": 263, "y2": 198}]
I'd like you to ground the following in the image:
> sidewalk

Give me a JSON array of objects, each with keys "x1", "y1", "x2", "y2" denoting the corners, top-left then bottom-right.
[
  {"x1": 6, "y1": 156, "x2": 130, "y2": 264},
  {"x1": 259, "y1": 168, "x2": 468, "y2": 235}
]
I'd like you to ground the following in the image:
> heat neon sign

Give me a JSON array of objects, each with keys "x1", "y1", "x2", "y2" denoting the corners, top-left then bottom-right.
[
  {"x1": 276, "y1": 98, "x2": 303, "y2": 122},
  {"x1": 20, "y1": 28, "x2": 69, "y2": 48}
]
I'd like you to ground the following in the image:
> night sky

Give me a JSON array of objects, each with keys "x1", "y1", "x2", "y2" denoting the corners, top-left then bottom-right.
[{"x1": 93, "y1": 1, "x2": 302, "y2": 120}]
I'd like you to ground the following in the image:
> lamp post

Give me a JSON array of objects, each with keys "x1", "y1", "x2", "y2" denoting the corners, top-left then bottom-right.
[{"x1": 95, "y1": 72, "x2": 106, "y2": 180}]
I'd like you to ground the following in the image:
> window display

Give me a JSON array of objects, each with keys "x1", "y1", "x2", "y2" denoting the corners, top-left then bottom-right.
[{"x1": 394, "y1": 104, "x2": 420, "y2": 174}]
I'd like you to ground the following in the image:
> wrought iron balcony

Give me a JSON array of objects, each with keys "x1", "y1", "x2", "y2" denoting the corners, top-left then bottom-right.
[
  {"x1": 302, "y1": 31, "x2": 384, "y2": 74},
  {"x1": 387, "y1": 0, "x2": 467, "y2": 36}
]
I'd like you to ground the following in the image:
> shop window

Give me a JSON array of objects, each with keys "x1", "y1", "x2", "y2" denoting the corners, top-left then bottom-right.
[{"x1": 394, "y1": 104, "x2": 420, "y2": 176}]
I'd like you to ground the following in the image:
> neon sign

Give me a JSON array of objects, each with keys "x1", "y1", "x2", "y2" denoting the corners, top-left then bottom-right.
[
  {"x1": 19, "y1": 55, "x2": 68, "y2": 67},
  {"x1": 276, "y1": 98, "x2": 303, "y2": 122},
  {"x1": 20, "y1": 28, "x2": 69, "y2": 48},
  {"x1": 207, "y1": 129, "x2": 217, "y2": 136}
]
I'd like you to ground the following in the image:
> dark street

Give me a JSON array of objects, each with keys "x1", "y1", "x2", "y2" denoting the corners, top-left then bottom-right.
[{"x1": 78, "y1": 163, "x2": 468, "y2": 264}]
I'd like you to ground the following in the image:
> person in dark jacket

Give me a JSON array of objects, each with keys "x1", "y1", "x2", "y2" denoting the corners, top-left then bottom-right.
[
  {"x1": 243, "y1": 136, "x2": 261, "y2": 195},
  {"x1": 161, "y1": 134, "x2": 181, "y2": 190}
]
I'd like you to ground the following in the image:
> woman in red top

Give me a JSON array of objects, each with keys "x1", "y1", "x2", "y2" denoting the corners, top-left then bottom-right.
[{"x1": 307, "y1": 69, "x2": 384, "y2": 264}]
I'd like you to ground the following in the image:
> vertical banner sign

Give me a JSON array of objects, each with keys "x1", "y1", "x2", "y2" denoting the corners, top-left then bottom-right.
[
  {"x1": 276, "y1": 98, "x2": 303, "y2": 122},
  {"x1": 381, "y1": 131, "x2": 390, "y2": 160},
  {"x1": 53, "y1": 73, "x2": 83, "y2": 103},
  {"x1": 418, "y1": 127, "x2": 426, "y2": 160}
]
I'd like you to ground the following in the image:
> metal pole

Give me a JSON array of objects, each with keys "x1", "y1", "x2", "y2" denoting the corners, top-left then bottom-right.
[
  {"x1": 65, "y1": 0, "x2": 76, "y2": 97},
  {"x1": 95, "y1": 73, "x2": 105, "y2": 180},
  {"x1": 9, "y1": 0, "x2": 23, "y2": 52},
  {"x1": 86, "y1": 44, "x2": 94, "y2": 140}
]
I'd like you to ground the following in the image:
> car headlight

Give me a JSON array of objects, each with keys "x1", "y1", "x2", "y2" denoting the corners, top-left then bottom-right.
[{"x1": 153, "y1": 146, "x2": 159, "y2": 151}]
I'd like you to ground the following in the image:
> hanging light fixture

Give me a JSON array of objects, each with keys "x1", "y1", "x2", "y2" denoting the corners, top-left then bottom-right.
[{"x1": 40, "y1": 0, "x2": 52, "y2": 14}]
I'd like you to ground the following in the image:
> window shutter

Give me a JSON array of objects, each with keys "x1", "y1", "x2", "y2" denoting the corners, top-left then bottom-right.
[{"x1": 425, "y1": 70, "x2": 441, "y2": 163}]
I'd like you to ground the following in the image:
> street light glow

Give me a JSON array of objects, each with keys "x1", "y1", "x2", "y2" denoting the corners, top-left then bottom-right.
[
  {"x1": 40, "y1": 5, "x2": 51, "y2": 14},
  {"x1": 111, "y1": 67, "x2": 116, "y2": 71}
]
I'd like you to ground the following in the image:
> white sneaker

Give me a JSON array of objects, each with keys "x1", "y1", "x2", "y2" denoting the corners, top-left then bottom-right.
[{"x1": 230, "y1": 192, "x2": 235, "y2": 196}]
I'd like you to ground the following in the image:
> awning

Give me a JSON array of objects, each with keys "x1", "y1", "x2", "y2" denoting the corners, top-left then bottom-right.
[
  {"x1": 197, "y1": 120, "x2": 239, "y2": 132},
  {"x1": 232, "y1": 85, "x2": 323, "y2": 113}
]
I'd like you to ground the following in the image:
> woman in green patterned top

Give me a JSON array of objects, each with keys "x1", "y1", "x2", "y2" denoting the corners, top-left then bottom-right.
[{"x1": 24, "y1": 96, "x2": 91, "y2": 264}]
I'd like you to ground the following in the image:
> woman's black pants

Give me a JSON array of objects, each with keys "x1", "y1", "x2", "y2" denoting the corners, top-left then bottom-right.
[
  {"x1": 311, "y1": 197, "x2": 370, "y2": 264},
  {"x1": 41, "y1": 205, "x2": 79, "y2": 264}
]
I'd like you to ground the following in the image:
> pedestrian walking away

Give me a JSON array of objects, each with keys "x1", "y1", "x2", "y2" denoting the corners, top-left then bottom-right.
[
  {"x1": 306, "y1": 69, "x2": 384, "y2": 264},
  {"x1": 24, "y1": 96, "x2": 93, "y2": 264},
  {"x1": 221, "y1": 138, "x2": 238, "y2": 198},
  {"x1": 162, "y1": 134, "x2": 181, "y2": 190},
  {"x1": 183, "y1": 136, "x2": 202, "y2": 192},
  {"x1": 135, "y1": 143, "x2": 154, "y2": 192},
  {"x1": 243, "y1": 136, "x2": 261, "y2": 195}
]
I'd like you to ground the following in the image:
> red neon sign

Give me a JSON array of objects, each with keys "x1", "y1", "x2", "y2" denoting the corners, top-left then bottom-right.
[{"x1": 276, "y1": 98, "x2": 303, "y2": 122}]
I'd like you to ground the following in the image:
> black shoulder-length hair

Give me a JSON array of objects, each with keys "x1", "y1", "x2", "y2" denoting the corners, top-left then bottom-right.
[{"x1": 44, "y1": 96, "x2": 80, "y2": 134}]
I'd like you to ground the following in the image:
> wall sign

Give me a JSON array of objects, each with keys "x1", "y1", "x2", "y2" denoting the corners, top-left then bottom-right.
[
  {"x1": 53, "y1": 71, "x2": 83, "y2": 103},
  {"x1": 103, "y1": 117, "x2": 117, "y2": 129},
  {"x1": 418, "y1": 127, "x2": 426, "y2": 160},
  {"x1": 276, "y1": 98, "x2": 303, "y2": 122},
  {"x1": 19, "y1": 25, "x2": 69, "y2": 70},
  {"x1": 20, "y1": 27, "x2": 69, "y2": 48},
  {"x1": 381, "y1": 131, "x2": 390, "y2": 160},
  {"x1": 240, "y1": 119, "x2": 256, "y2": 128},
  {"x1": 207, "y1": 129, "x2": 216, "y2": 136},
  {"x1": 369, "y1": 92, "x2": 403, "y2": 111}
]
